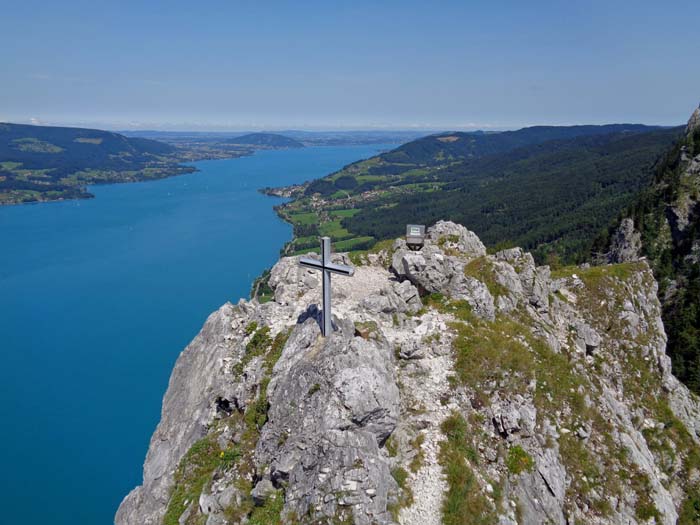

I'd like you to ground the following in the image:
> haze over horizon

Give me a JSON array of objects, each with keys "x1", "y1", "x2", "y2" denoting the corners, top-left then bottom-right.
[{"x1": 2, "y1": 0, "x2": 699, "y2": 131}]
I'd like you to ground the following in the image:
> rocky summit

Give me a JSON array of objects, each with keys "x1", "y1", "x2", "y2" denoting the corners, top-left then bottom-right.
[{"x1": 116, "y1": 221, "x2": 700, "y2": 525}]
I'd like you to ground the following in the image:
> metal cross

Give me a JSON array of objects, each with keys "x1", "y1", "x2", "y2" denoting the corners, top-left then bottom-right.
[{"x1": 299, "y1": 236, "x2": 354, "y2": 336}]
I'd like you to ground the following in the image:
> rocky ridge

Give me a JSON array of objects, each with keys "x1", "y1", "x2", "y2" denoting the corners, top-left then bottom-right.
[
  {"x1": 601, "y1": 104, "x2": 700, "y2": 394},
  {"x1": 116, "y1": 221, "x2": 700, "y2": 525}
]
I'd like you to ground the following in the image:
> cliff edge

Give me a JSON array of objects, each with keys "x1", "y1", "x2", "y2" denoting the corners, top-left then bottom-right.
[{"x1": 116, "y1": 221, "x2": 700, "y2": 525}]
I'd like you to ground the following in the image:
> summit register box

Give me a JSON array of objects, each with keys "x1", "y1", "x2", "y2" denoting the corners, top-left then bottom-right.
[{"x1": 406, "y1": 224, "x2": 425, "y2": 251}]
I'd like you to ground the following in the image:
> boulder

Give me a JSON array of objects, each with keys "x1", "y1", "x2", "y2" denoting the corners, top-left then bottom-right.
[
  {"x1": 251, "y1": 479, "x2": 276, "y2": 506},
  {"x1": 426, "y1": 220, "x2": 486, "y2": 257}
]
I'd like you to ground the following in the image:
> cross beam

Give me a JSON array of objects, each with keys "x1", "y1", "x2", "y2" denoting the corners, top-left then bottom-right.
[{"x1": 299, "y1": 237, "x2": 354, "y2": 336}]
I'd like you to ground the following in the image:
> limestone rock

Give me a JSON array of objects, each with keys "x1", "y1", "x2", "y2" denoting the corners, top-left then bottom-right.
[
  {"x1": 255, "y1": 318, "x2": 399, "y2": 524},
  {"x1": 360, "y1": 280, "x2": 422, "y2": 316},
  {"x1": 117, "y1": 220, "x2": 700, "y2": 525},
  {"x1": 426, "y1": 219, "x2": 487, "y2": 257},
  {"x1": 251, "y1": 478, "x2": 276, "y2": 506},
  {"x1": 115, "y1": 304, "x2": 239, "y2": 525},
  {"x1": 398, "y1": 339, "x2": 426, "y2": 360},
  {"x1": 608, "y1": 218, "x2": 642, "y2": 263},
  {"x1": 687, "y1": 104, "x2": 700, "y2": 135},
  {"x1": 392, "y1": 223, "x2": 496, "y2": 319}
]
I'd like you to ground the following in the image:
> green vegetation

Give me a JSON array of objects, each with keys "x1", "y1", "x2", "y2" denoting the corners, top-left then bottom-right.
[
  {"x1": 233, "y1": 324, "x2": 290, "y2": 377},
  {"x1": 441, "y1": 412, "x2": 478, "y2": 463},
  {"x1": 165, "y1": 324, "x2": 292, "y2": 524},
  {"x1": 433, "y1": 269, "x2": 662, "y2": 516},
  {"x1": 307, "y1": 383, "x2": 321, "y2": 397},
  {"x1": 415, "y1": 293, "x2": 475, "y2": 324},
  {"x1": 0, "y1": 122, "x2": 192, "y2": 204},
  {"x1": 439, "y1": 412, "x2": 495, "y2": 525},
  {"x1": 163, "y1": 432, "x2": 239, "y2": 525},
  {"x1": 354, "y1": 320, "x2": 379, "y2": 339},
  {"x1": 12, "y1": 137, "x2": 64, "y2": 153},
  {"x1": 449, "y1": 316, "x2": 534, "y2": 394},
  {"x1": 278, "y1": 124, "x2": 680, "y2": 262},
  {"x1": 343, "y1": 127, "x2": 680, "y2": 264},
  {"x1": 408, "y1": 433, "x2": 425, "y2": 473},
  {"x1": 679, "y1": 491, "x2": 700, "y2": 524},
  {"x1": 334, "y1": 235, "x2": 375, "y2": 251},
  {"x1": 506, "y1": 445, "x2": 534, "y2": 475},
  {"x1": 631, "y1": 472, "x2": 661, "y2": 522},
  {"x1": 251, "y1": 268, "x2": 274, "y2": 303},
  {"x1": 346, "y1": 238, "x2": 396, "y2": 266},
  {"x1": 463, "y1": 257, "x2": 509, "y2": 297},
  {"x1": 385, "y1": 434, "x2": 398, "y2": 457},
  {"x1": 556, "y1": 260, "x2": 700, "y2": 517},
  {"x1": 593, "y1": 125, "x2": 700, "y2": 394},
  {"x1": 388, "y1": 466, "x2": 414, "y2": 520},
  {"x1": 249, "y1": 493, "x2": 285, "y2": 525}
]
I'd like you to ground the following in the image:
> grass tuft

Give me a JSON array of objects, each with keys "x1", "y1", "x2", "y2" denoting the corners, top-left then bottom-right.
[{"x1": 506, "y1": 445, "x2": 534, "y2": 475}]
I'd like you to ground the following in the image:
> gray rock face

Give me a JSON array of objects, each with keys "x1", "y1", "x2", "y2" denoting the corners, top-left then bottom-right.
[
  {"x1": 115, "y1": 304, "x2": 240, "y2": 525},
  {"x1": 608, "y1": 218, "x2": 642, "y2": 263},
  {"x1": 116, "y1": 221, "x2": 700, "y2": 525},
  {"x1": 391, "y1": 223, "x2": 496, "y2": 319},
  {"x1": 495, "y1": 247, "x2": 550, "y2": 311},
  {"x1": 425, "y1": 219, "x2": 487, "y2": 257},
  {"x1": 251, "y1": 478, "x2": 275, "y2": 506},
  {"x1": 255, "y1": 318, "x2": 399, "y2": 524},
  {"x1": 491, "y1": 394, "x2": 537, "y2": 438},
  {"x1": 573, "y1": 321, "x2": 602, "y2": 355},
  {"x1": 687, "y1": 105, "x2": 700, "y2": 135},
  {"x1": 361, "y1": 280, "x2": 422, "y2": 316}
]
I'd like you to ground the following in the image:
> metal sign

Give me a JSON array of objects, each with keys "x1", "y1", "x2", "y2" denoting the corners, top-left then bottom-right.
[{"x1": 406, "y1": 224, "x2": 426, "y2": 250}]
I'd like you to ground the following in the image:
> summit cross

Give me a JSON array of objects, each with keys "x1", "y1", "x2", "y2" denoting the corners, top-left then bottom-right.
[{"x1": 298, "y1": 237, "x2": 354, "y2": 337}]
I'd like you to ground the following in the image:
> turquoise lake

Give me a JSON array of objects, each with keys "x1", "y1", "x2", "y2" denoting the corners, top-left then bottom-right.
[{"x1": 0, "y1": 144, "x2": 393, "y2": 525}]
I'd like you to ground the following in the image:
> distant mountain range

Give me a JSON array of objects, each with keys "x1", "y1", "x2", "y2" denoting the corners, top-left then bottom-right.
[
  {"x1": 122, "y1": 129, "x2": 427, "y2": 147},
  {"x1": 376, "y1": 124, "x2": 660, "y2": 169},
  {"x1": 0, "y1": 126, "x2": 329, "y2": 204},
  {"x1": 225, "y1": 132, "x2": 304, "y2": 148},
  {"x1": 0, "y1": 124, "x2": 431, "y2": 205}
]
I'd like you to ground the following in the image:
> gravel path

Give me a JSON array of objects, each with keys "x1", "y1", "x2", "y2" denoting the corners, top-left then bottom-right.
[{"x1": 396, "y1": 340, "x2": 454, "y2": 525}]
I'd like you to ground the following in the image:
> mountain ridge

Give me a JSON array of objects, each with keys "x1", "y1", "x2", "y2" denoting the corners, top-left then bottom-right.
[
  {"x1": 226, "y1": 132, "x2": 304, "y2": 149},
  {"x1": 116, "y1": 221, "x2": 700, "y2": 525},
  {"x1": 596, "y1": 105, "x2": 700, "y2": 393},
  {"x1": 276, "y1": 123, "x2": 680, "y2": 261},
  {"x1": 376, "y1": 124, "x2": 662, "y2": 168}
]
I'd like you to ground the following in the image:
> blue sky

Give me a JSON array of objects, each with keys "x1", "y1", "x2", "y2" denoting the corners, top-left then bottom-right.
[{"x1": 1, "y1": 0, "x2": 698, "y2": 130}]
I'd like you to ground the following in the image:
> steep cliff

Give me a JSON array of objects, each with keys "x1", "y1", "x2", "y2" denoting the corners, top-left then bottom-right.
[
  {"x1": 116, "y1": 221, "x2": 700, "y2": 525},
  {"x1": 597, "y1": 105, "x2": 700, "y2": 393}
]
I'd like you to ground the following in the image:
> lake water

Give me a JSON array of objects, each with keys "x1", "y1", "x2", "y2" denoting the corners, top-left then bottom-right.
[{"x1": 0, "y1": 144, "x2": 392, "y2": 525}]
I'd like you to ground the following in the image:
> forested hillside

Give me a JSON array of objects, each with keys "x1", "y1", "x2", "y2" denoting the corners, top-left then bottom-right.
[
  {"x1": 278, "y1": 124, "x2": 681, "y2": 262},
  {"x1": 374, "y1": 123, "x2": 655, "y2": 168},
  {"x1": 344, "y1": 127, "x2": 682, "y2": 262},
  {"x1": 595, "y1": 106, "x2": 700, "y2": 392},
  {"x1": 0, "y1": 123, "x2": 192, "y2": 204}
]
